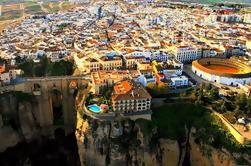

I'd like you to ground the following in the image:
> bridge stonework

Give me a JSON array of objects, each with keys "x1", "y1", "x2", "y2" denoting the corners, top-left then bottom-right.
[{"x1": 0, "y1": 76, "x2": 89, "y2": 136}]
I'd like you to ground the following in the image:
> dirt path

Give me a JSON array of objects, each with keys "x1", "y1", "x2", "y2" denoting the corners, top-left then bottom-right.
[
  {"x1": 39, "y1": 2, "x2": 49, "y2": 13},
  {"x1": 59, "y1": 2, "x2": 63, "y2": 10}
]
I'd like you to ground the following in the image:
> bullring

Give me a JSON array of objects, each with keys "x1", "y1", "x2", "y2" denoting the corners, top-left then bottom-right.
[{"x1": 192, "y1": 58, "x2": 251, "y2": 86}]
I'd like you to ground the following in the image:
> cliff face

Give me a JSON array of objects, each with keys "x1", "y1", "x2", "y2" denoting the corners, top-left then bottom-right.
[
  {"x1": 0, "y1": 93, "x2": 51, "y2": 152},
  {"x1": 0, "y1": 92, "x2": 244, "y2": 166},
  {"x1": 75, "y1": 114, "x2": 180, "y2": 166},
  {"x1": 75, "y1": 112, "x2": 243, "y2": 166},
  {"x1": 0, "y1": 93, "x2": 81, "y2": 166},
  {"x1": 189, "y1": 128, "x2": 236, "y2": 166},
  {"x1": 0, "y1": 93, "x2": 21, "y2": 152}
]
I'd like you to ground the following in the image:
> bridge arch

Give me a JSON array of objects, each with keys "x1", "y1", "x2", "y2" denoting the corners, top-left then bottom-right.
[
  {"x1": 50, "y1": 88, "x2": 64, "y2": 126},
  {"x1": 33, "y1": 83, "x2": 41, "y2": 90},
  {"x1": 20, "y1": 77, "x2": 89, "y2": 135}
]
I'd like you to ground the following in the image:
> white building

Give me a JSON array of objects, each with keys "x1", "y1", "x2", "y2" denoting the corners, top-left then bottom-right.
[
  {"x1": 244, "y1": 13, "x2": 251, "y2": 24},
  {"x1": 219, "y1": 15, "x2": 243, "y2": 23},
  {"x1": 137, "y1": 70, "x2": 156, "y2": 87},
  {"x1": 170, "y1": 76, "x2": 189, "y2": 87},
  {"x1": 83, "y1": 58, "x2": 100, "y2": 73},
  {"x1": 69, "y1": 0, "x2": 90, "y2": 3},
  {"x1": 154, "y1": 59, "x2": 183, "y2": 78},
  {"x1": 0, "y1": 67, "x2": 22, "y2": 85},
  {"x1": 0, "y1": 73, "x2": 10, "y2": 84},
  {"x1": 123, "y1": 55, "x2": 146, "y2": 68},
  {"x1": 170, "y1": 45, "x2": 202, "y2": 63},
  {"x1": 151, "y1": 51, "x2": 169, "y2": 62},
  {"x1": 99, "y1": 56, "x2": 123, "y2": 70},
  {"x1": 126, "y1": 51, "x2": 151, "y2": 59}
]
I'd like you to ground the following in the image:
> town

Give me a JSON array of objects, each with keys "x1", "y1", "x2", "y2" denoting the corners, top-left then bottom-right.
[{"x1": 0, "y1": 0, "x2": 251, "y2": 165}]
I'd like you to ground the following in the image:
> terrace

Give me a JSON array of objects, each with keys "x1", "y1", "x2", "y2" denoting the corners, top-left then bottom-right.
[{"x1": 85, "y1": 86, "x2": 113, "y2": 114}]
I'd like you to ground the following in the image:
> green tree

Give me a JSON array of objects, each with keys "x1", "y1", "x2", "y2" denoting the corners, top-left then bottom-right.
[
  {"x1": 0, "y1": 57, "x2": 7, "y2": 64},
  {"x1": 18, "y1": 59, "x2": 35, "y2": 77},
  {"x1": 200, "y1": 82, "x2": 206, "y2": 90},
  {"x1": 220, "y1": 101, "x2": 227, "y2": 113},
  {"x1": 157, "y1": 82, "x2": 169, "y2": 94},
  {"x1": 245, "y1": 96, "x2": 251, "y2": 114},
  {"x1": 235, "y1": 93, "x2": 247, "y2": 110},
  {"x1": 190, "y1": 91, "x2": 197, "y2": 101},
  {"x1": 205, "y1": 83, "x2": 213, "y2": 91},
  {"x1": 18, "y1": 57, "x2": 73, "y2": 77},
  {"x1": 195, "y1": 93, "x2": 205, "y2": 106},
  {"x1": 209, "y1": 87, "x2": 219, "y2": 100},
  {"x1": 146, "y1": 83, "x2": 158, "y2": 95},
  {"x1": 48, "y1": 60, "x2": 74, "y2": 76}
]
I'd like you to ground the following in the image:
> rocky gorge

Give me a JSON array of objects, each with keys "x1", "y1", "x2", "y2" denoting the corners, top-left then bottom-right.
[
  {"x1": 0, "y1": 92, "x2": 80, "y2": 166},
  {"x1": 75, "y1": 112, "x2": 238, "y2": 166},
  {"x1": 0, "y1": 92, "x2": 248, "y2": 166}
]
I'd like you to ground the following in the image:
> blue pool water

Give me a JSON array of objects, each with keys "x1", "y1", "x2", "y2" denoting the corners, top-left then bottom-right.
[{"x1": 88, "y1": 105, "x2": 101, "y2": 113}]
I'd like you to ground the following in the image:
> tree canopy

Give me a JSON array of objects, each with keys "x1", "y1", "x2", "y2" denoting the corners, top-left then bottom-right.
[{"x1": 18, "y1": 57, "x2": 74, "y2": 77}]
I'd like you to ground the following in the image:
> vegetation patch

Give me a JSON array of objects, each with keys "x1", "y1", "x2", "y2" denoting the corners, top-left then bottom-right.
[
  {"x1": 152, "y1": 103, "x2": 205, "y2": 139},
  {"x1": 0, "y1": 9, "x2": 22, "y2": 21},
  {"x1": 25, "y1": 2, "x2": 44, "y2": 15},
  {"x1": 152, "y1": 102, "x2": 251, "y2": 154},
  {"x1": 135, "y1": 118, "x2": 155, "y2": 136},
  {"x1": 18, "y1": 57, "x2": 74, "y2": 77}
]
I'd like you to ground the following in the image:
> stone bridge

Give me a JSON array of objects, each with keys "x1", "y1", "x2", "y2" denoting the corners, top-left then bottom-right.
[{"x1": 0, "y1": 75, "x2": 90, "y2": 135}]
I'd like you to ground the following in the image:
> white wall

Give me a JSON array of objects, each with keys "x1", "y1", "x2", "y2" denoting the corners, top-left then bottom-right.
[{"x1": 192, "y1": 65, "x2": 251, "y2": 86}]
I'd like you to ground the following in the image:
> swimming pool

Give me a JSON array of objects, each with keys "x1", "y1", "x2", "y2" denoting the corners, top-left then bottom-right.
[{"x1": 88, "y1": 104, "x2": 101, "y2": 113}]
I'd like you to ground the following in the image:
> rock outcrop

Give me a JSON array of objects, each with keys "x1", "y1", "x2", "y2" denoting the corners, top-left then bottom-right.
[
  {"x1": 0, "y1": 114, "x2": 3, "y2": 128},
  {"x1": 76, "y1": 114, "x2": 180, "y2": 166},
  {"x1": 0, "y1": 92, "x2": 247, "y2": 166},
  {"x1": 0, "y1": 126, "x2": 20, "y2": 152},
  {"x1": 76, "y1": 112, "x2": 248, "y2": 166},
  {"x1": 18, "y1": 102, "x2": 39, "y2": 141},
  {"x1": 189, "y1": 128, "x2": 236, "y2": 166},
  {"x1": 0, "y1": 93, "x2": 46, "y2": 152},
  {"x1": 160, "y1": 139, "x2": 180, "y2": 166}
]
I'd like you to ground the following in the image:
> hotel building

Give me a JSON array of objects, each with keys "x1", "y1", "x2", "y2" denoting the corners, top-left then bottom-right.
[{"x1": 112, "y1": 80, "x2": 151, "y2": 113}]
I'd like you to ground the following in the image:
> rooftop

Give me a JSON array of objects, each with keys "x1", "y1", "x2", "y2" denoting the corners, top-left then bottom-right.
[
  {"x1": 112, "y1": 79, "x2": 151, "y2": 101},
  {"x1": 91, "y1": 70, "x2": 141, "y2": 85}
]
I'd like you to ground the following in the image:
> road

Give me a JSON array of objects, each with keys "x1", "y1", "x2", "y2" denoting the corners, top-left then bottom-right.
[{"x1": 183, "y1": 64, "x2": 205, "y2": 85}]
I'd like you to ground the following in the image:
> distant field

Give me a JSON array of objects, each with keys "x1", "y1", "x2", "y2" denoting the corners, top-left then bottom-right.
[
  {"x1": 42, "y1": 2, "x2": 60, "y2": 13},
  {"x1": 61, "y1": 1, "x2": 78, "y2": 11},
  {"x1": 0, "y1": 10, "x2": 22, "y2": 21},
  {"x1": 1, "y1": 3, "x2": 22, "y2": 11},
  {"x1": 24, "y1": 1, "x2": 44, "y2": 15},
  {"x1": 0, "y1": 1, "x2": 75, "y2": 21},
  {"x1": 0, "y1": 3, "x2": 24, "y2": 21},
  {"x1": 0, "y1": 0, "x2": 62, "y2": 4},
  {"x1": 167, "y1": 0, "x2": 251, "y2": 4},
  {"x1": 0, "y1": 1, "x2": 78, "y2": 31}
]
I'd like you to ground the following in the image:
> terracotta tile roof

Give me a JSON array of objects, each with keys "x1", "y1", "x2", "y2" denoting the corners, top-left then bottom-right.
[
  {"x1": 112, "y1": 80, "x2": 151, "y2": 101},
  {"x1": 0, "y1": 65, "x2": 5, "y2": 74}
]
